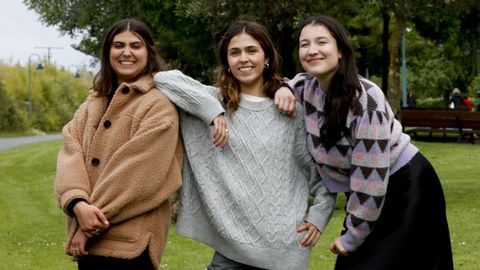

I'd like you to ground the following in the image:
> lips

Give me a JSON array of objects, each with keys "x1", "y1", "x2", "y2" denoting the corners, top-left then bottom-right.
[
  {"x1": 238, "y1": 66, "x2": 254, "y2": 72},
  {"x1": 119, "y1": 60, "x2": 135, "y2": 65},
  {"x1": 307, "y1": 58, "x2": 323, "y2": 63}
]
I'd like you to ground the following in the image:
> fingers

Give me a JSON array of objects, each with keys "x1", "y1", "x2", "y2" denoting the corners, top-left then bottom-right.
[
  {"x1": 93, "y1": 208, "x2": 109, "y2": 229},
  {"x1": 330, "y1": 237, "x2": 349, "y2": 256},
  {"x1": 274, "y1": 87, "x2": 296, "y2": 117},
  {"x1": 69, "y1": 246, "x2": 88, "y2": 260},
  {"x1": 213, "y1": 128, "x2": 228, "y2": 148},
  {"x1": 76, "y1": 204, "x2": 109, "y2": 235},
  {"x1": 287, "y1": 100, "x2": 297, "y2": 118},
  {"x1": 297, "y1": 223, "x2": 320, "y2": 247},
  {"x1": 69, "y1": 230, "x2": 89, "y2": 260},
  {"x1": 212, "y1": 115, "x2": 229, "y2": 148},
  {"x1": 311, "y1": 231, "x2": 321, "y2": 247}
]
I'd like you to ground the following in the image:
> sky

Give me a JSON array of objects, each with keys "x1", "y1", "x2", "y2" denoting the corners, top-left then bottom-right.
[{"x1": 0, "y1": 1, "x2": 98, "y2": 72}]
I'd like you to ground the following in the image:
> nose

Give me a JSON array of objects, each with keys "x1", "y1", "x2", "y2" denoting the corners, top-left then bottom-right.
[
  {"x1": 122, "y1": 47, "x2": 132, "y2": 58},
  {"x1": 239, "y1": 51, "x2": 248, "y2": 62},
  {"x1": 307, "y1": 44, "x2": 318, "y2": 55}
]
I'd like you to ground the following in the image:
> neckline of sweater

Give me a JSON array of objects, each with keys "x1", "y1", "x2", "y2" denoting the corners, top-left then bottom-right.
[{"x1": 238, "y1": 95, "x2": 274, "y2": 111}]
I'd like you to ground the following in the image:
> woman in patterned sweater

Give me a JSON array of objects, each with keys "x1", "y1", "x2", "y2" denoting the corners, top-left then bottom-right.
[{"x1": 276, "y1": 15, "x2": 453, "y2": 270}]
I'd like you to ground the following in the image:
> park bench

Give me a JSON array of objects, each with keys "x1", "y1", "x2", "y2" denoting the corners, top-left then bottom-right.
[{"x1": 399, "y1": 108, "x2": 480, "y2": 144}]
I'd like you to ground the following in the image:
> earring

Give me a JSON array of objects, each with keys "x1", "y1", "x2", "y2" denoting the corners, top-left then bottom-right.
[
  {"x1": 227, "y1": 68, "x2": 231, "y2": 73},
  {"x1": 264, "y1": 63, "x2": 270, "y2": 69}
]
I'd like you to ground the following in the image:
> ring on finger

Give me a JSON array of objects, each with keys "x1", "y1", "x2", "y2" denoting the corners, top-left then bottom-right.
[{"x1": 93, "y1": 228, "x2": 101, "y2": 234}]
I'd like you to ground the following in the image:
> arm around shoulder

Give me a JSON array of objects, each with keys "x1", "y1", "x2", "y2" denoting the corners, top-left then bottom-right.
[{"x1": 154, "y1": 70, "x2": 225, "y2": 124}]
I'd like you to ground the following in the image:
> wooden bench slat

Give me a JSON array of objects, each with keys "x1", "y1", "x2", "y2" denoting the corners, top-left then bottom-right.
[{"x1": 399, "y1": 109, "x2": 480, "y2": 144}]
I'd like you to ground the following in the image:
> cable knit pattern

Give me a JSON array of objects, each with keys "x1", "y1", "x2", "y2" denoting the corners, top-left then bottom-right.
[
  {"x1": 288, "y1": 73, "x2": 418, "y2": 252},
  {"x1": 154, "y1": 70, "x2": 336, "y2": 270}
]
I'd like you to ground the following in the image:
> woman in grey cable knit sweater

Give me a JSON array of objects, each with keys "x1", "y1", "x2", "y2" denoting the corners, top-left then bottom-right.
[{"x1": 154, "y1": 21, "x2": 336, "y2": 270}]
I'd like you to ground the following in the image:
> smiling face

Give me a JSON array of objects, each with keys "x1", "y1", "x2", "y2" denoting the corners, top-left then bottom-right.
[
  {"x1": 299, "y1": 24, "x2": 342, "y2": 88},
  {"x1": 227, "y1": 32, "x2": 268, "y2": 95},
  {"x1": 109, "y1": 31, "x2": 148, "y2": 84}
]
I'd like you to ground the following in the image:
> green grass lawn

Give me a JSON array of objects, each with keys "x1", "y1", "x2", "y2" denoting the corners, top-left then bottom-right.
[{"x1": 0, "y1": 140, "x2": 478, "y2": 269}]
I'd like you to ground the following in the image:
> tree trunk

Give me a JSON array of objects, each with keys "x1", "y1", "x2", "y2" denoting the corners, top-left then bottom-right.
[
  {"x1": 388, "y1": 18, "x2": 405, "y2": 117},
  {"x1": 382, "y1": 10, "x2": 390, "y2": 97}
]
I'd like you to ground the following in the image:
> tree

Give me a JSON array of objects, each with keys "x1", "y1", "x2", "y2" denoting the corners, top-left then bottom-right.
[{"x1": 23, "y1": 0, "x2": 479, "y2": 108}]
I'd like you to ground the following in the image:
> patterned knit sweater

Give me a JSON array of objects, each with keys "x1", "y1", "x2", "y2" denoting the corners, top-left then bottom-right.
[
  {"x1": 287, "y1": 73, "x2": 418, "y2": 252},
  {"x1": 154, "y1": 70, "x2": 336, "y2": 270}
]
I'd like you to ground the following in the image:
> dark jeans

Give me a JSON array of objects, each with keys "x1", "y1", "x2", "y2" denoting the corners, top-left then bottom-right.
[
  {"x1": 78, "y1": 248, "x2": 153, "y2": 270},
  {"x1": 207, "y1": 251, "x2": 266, "y2": 270}
]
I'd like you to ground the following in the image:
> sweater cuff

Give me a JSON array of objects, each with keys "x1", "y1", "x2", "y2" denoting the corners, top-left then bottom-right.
[
  {"x1": 340, "y1": 230, "x2": 364, "y2": 252},
  {"x1": 280, "y1": 77, "x2": 293, "y2": 92},
  {"x1": 66, "y1": 198, "x2": 87, "y2": 217},
  {"x1": 305, "y1": 203, "x2": 334, "y2": 233},
  {"x1": 59, "y1": 189, "x2": 89, "y2": 216}
]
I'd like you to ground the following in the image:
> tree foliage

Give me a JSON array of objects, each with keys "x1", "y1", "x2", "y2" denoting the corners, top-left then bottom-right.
[{"x1": 22, "y1": 0, "x2": 480, "y2": 114}]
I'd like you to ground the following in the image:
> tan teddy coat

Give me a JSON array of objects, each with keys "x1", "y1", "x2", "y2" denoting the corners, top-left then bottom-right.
[{"x1": 55, "y1": 75, "x2": 183, "y2": 268}]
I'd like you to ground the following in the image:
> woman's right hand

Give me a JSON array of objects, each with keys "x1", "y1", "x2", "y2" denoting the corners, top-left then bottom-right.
[
  {"x1": 73, "y1": 201, "x2": 109, "y2": 237},
  {"x1": 212, "y1": 114, "x2": 228, "y2": 148}
]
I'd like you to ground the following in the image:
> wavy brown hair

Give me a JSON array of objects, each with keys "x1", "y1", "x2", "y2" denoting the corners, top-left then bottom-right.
[
  {"x1": 216, "y1": 20, "x2": 282, "y2": 114},
  {"x1": 299, "y1": 15, "x2": 362, "y2": 148},
  {"x1": 93, "y1": 18, "x2": 166, "y2": 96}
]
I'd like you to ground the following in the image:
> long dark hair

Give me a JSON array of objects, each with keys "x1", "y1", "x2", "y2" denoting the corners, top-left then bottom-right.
[
  {"x1": 93, "y1": 18, "x2": 166, "y2": 96},
  {"x1": 299, "y1": 15, "x2": 362, "y2": 147},
  {"x1": 216, "y1": 20, "x2": 282, "y2": 113}
]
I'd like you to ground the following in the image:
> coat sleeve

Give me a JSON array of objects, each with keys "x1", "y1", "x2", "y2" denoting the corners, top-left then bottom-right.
[
  {"x1": 293, "y1": 104, "x2": 336, "y2": 232},
  {"x1": 88, "y1": 96, "x2": 182, "y2": 224},
  {"x1": 55, "y1": 101, "x2": 92, "y2": 215},
  {"x1": 154, "y1": 70, "x2": 225, "y2": 124}
]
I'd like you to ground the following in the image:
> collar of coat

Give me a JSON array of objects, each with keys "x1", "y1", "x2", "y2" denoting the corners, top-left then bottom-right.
[{"x1": 92, "y1": 74, "x2": 156, "y2": 97}]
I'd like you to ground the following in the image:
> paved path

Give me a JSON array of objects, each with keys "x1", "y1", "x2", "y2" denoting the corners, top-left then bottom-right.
[{"x1": 0, "y1": 134, "x2": 62, "y2": 151}]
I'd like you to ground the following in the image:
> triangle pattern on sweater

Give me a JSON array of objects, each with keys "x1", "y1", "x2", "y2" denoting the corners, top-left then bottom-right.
[
  {"x1": 305, "y1": 100, "x2": 317, "y2": 116},
  {"x1": 336, "y1": 144, "x2": 351, "y2": 157}
]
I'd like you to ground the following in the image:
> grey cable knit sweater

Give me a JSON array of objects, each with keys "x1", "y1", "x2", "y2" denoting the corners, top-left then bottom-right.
[{"x1": 154, "y1": 70, "x2": 336, "y2": 270}]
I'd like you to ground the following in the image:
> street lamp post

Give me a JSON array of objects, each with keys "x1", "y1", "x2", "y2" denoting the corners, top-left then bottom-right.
[
  {"x1": 28, "y1": 53, "x2": 44, "y2": 123},
  {"x1": 401, "y1": 29, "x2": 407, "y2": 108}
]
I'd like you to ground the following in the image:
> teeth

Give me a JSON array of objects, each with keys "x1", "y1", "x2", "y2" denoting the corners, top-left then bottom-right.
[
  {"x1": 120, "y1": 61, "x2": 134, "y2": 65},
  {"x1": 239, "y1": 67, "x2": 253, "y2": 71}
]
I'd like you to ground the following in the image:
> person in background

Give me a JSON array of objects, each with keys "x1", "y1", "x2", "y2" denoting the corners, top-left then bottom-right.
[
  {"x1": 54, "y1": 18, "x2": 183, "y2": 270},
  {"x1": 275, "y1": 15, "x2": 453, "y2": 270},
  {"x1": 154, "y1": 20, "x2": 336, "y2": 270},
  {"x1": 449, "y1": 87, "x2": 463, "y2": 109},
  {"x1": 406, "y1": 91, "x2": 416, "y2": 107},
  {"x1": 462, "y1": 96, "x2": 473, "y2": 111}
]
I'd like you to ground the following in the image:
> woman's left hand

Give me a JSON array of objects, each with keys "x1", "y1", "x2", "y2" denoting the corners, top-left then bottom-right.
[
  {"x1": 212, "y1": 114, "x2": 228, "y2": 148},
  {"x1": 297, "y1": 222, "x2": 321, "y2": 247},
  {"x1": 330, "y1": 237, "x2": 349, "y2": 256}
]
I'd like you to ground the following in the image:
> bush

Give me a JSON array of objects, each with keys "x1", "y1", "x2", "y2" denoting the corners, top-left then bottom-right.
[
  {"x1": 0, "y1": 62, "x2": 91, "y2": 134},
  {"x1": 0, "y1": 80, "x2": 28, "y2": 132}
]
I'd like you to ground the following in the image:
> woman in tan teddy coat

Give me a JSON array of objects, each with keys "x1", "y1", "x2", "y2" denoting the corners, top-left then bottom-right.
[{"x1": 54, "y1": 18, "x2": 183, "y2": 270}]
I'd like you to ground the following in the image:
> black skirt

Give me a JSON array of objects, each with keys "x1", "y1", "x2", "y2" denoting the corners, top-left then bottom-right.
[{"x1": 335, "y1": 152, "x2": 453, "y2": 270}]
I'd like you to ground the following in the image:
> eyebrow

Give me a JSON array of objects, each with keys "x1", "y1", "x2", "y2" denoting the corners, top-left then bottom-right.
[
  {"x1": 112, "y1": 40, "x2": 144, "y2": 45},
  {"x1": 228, "y1": 45, "x2": 259, "y2": 50}
]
